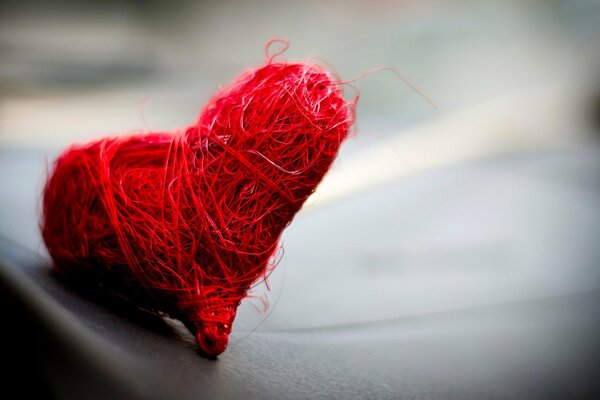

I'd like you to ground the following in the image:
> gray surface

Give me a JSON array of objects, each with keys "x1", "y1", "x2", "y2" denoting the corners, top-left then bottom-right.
[{"x1": 1, "y1": 147, "x2": 600, "y2": 399}]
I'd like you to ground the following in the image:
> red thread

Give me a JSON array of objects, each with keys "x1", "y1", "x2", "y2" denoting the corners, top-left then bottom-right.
[{"x1": 41, "y1": 56, "x2": 355, "y2": 357}]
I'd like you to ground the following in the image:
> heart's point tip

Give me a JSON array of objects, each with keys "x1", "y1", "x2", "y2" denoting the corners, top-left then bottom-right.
[{"x1": 196, "y1": 323, "x2": 230, "y2": 358}]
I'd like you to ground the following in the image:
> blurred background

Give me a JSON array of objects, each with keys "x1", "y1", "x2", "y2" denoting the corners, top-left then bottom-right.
[{"x1": 1, "y1": 1, "x2": 600, "y2": 399}]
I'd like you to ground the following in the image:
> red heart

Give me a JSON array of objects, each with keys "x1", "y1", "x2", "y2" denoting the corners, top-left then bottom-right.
[{"x1": 42, "y1": 60, "x2": 353, "y2": 357}]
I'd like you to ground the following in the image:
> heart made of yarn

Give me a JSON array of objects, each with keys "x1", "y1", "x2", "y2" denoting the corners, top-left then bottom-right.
[{"x1": 42, "y1": 59, "x2": 354, "y2": 357}]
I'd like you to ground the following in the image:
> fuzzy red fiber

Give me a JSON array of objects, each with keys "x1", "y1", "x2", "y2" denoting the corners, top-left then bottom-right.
[{"x1": 42, "y1": 56, "x2": 355, "y2": 357}]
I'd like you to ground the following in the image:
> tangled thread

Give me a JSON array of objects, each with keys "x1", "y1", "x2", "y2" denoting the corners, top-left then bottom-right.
[{"x1": 42, "y1": 49, "x2": 355, "y2": 357}]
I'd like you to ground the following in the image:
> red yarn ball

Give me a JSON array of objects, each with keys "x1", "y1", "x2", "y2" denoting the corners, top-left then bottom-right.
[{"x1": 42, "y1": 59, "x2": 355, "y2": 357}]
